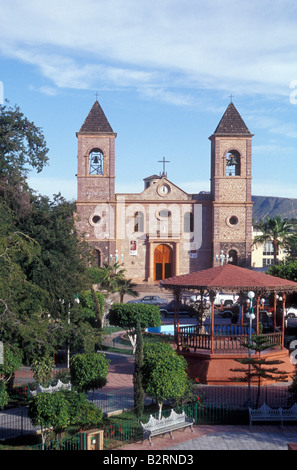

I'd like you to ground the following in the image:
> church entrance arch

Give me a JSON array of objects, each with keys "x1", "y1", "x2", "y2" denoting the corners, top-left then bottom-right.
[
  {"x1": 228, "y1": 249, "x2": 238, "y2": 265},
  {"x1": 154, "y1": 244, "x2": 173, "y2": 281}
]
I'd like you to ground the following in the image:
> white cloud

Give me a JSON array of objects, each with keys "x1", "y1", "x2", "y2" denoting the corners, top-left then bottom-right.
[{"x1": 1, "y1": 0, "x2": 297, "y2": 100}]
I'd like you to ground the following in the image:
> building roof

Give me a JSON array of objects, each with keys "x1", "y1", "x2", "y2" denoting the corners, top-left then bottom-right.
[
  {"x1": 212, "y1": 102, "x2": 252, "y2": 137},
  {"x1": 160, "y1": 264, "x2": 297, "y2": 294},
  {"x1": 143, "y1": 175, "x2": 160, "y2": 181},
  {"x1": 79, "y1": 100, "x2": 114, "y2": 134}
]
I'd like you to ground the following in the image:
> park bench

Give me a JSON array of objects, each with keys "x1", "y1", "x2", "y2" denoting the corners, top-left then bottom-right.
[
  {"x1": 140, "y1": 409, "x2": 194, "y2": 446},
  {"x1": 30, "y1": 379, "x2": 72, "y2": 396},
  {"x1": 249, "y1": 403, "x2": 297, "y2": 431}
]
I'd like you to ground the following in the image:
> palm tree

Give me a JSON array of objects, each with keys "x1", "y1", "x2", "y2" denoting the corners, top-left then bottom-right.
[
  {"x1": 96, "y1": 262, "x2": 139, "y2": 303},
  {"x1": 96, "y1": 262, "x2": 126, "y2": 292},
  {"x1": 117, "y1": 278, "x2": 139, "y2": 303},
  {"x1": 253, "y1": 216, "x2": 297, "y2": 265}
]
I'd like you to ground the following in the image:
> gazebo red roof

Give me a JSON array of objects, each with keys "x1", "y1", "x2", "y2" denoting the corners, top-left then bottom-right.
[{"x1": 160, "y1": 264, "x2": 297, "y2": 294}]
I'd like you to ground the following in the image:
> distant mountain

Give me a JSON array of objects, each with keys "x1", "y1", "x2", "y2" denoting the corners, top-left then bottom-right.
[{"x1": 252, "y1": 196, "x2": 297, "y2": 221}]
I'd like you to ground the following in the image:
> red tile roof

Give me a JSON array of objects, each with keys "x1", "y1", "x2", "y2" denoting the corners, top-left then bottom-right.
[
  {"x1": 212, "y1": 102, "x2": 252, "y2": 137},
  {"x1": 160, "y1": 264, "x2": 297, "y2": 294},
  {"x1": 79, "y1": 100, "x2": 114, "y2": 134}
]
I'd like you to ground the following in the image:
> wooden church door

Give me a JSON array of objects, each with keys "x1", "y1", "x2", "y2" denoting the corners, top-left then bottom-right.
[{"x1": 154, "y1": 244, "x2": 173, "y2": 281}]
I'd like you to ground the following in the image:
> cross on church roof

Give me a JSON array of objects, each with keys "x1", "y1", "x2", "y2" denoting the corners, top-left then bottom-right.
[{"x1": 158, "y1": 156, "x2": 170, "y2": 177}]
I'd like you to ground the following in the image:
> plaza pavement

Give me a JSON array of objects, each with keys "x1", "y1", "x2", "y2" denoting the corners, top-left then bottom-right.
[{"x1": 102, "y1": 341, "x2": 297, "y2": 451}]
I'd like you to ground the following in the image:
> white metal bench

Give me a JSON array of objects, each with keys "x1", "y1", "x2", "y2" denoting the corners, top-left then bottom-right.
[
  {"x1": 249, "y1": 403, "x2": 297, "y2": 431},
  {"x1": 141, "y1": 409, "x2": 194, "y2": 445},
  {"x1": 30, "y1": 379, "x2": 72, "y2": 396}
]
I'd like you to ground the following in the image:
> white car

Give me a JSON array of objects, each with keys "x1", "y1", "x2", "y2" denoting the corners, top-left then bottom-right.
[
  {"x1": 190, "y1": 292, "x2": 238, "y2": 308},
  {"x1": 285, "y1": 305, "x2": 297, "y2": 318},
  {"x1": 127, "y1": 295, "x2": 168, "y2": 306}
]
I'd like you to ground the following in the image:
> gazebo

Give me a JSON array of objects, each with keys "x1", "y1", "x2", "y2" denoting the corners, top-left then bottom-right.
[{"x1": 160, "y1": 264, "x2": 297, "y2": 384}]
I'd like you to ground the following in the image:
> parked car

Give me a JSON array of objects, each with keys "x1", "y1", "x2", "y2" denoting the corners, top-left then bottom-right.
[
  {"x1": 205, "y1": 292, "x2": 239, "y2": 307},
  {"x1": 285, "y1": 305, "x2": 297, "y2": 318},
  {"x1": 159, "y1": 301, "x2": 195, "y2": 318},
  {"x1": 218, "y1": 310, "x2": 235, "y2": 319},
  {"x1": 250, "y1": 310, "x2": 274, "y2": 332},
  {"x1": 127, "y1": 295, "x2": 168, "y2": 306},
  {"x1": 189, "y1": 294, "x2": 210, "y2": 307}
]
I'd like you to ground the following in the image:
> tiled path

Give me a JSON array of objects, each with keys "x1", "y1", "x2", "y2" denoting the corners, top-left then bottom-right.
[
  {"x1": 102, "y1": 346, "x2": 297, "y2": 451},
  {"x1": 120, "y1": 424, "x2": 297, "y2": 451}
]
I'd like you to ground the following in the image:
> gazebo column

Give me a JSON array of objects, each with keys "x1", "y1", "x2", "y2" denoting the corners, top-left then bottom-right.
[
  {"x1": 174, "y1": 288, "x2": 181, "y2": 350},
  {"x1": 273, "y1": 293, "x2": 277, "y2": 330},
  {"x1": 200, "y1": 288, "x2": 204, "y2": 326},
  {"x1": 256, "y1": 294, "x2": 260, "y2": 335},
  {"x1": 281, "y1": 293, "x2": 286, "y2": 349},
  {"x1": 210, "y1": 292, "x2": 215, "y2": 354},
  {"x1": 239, "y1": 292, "x2": 244, "y2": 329}
]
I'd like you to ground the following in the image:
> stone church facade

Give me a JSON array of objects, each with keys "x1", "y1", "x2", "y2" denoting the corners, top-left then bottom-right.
[{"x1": 75, "y1": 100, "x2": 253, "y2": 284}]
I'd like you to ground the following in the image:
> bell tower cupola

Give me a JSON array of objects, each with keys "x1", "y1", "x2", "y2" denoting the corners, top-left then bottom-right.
[
  {"x1": 75, "y1": 100, "x2": 117, "y2": 267},
  {"x1": 76, "y1": 100, "x2": 117, "y2": 202},
  {"x1": 209, "y1": 102, "x2": 254, "y2": 267}
]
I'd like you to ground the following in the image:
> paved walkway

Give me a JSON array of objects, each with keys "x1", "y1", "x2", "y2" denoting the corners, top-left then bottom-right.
[
  {"x1": 120, "y1": 424, "x2": 297, "y2": 451},
  {"x1": 101, "y1": 336, "x2": 297, "y2": 451}
]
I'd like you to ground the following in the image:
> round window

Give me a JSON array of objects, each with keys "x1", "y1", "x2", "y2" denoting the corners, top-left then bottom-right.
[
  {"x1": 229, "y1": 216, "x2": 238, "y2": 226},
  {"x1": 90, "y1": 215, "x2": 101, "y2": 225}
]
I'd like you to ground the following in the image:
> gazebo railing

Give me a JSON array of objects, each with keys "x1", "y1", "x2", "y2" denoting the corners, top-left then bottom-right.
[{"x1": 177, "y1": 325, "x2": 283, "y2": 353}]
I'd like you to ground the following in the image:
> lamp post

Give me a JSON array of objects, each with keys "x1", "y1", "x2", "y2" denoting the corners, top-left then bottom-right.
[
  {"x1": 110, "y1": 251, "x2": 124, "y2": 269},
  {"x1": 246, "y1": 291, "x2": 255, "y2": 407},
  {"x1": 216, "y1": 250, "x2": 229, "y2": 265},
  {"x1": 66, "y1": 294, "x2": 80, "y2": 369}
]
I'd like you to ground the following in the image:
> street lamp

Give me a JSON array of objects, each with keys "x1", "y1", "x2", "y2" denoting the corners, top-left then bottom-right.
[
  {"x1": 246, "y1": 291, "x2": 255, "y2": 407},
  {"x1": 215, "y1": 250, "x2": 229, "y2": 265}
]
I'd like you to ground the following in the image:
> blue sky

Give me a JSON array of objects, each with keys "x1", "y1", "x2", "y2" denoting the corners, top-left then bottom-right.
[{"x1": 1, "y1": 0, "x2": 297, "y2": 201}]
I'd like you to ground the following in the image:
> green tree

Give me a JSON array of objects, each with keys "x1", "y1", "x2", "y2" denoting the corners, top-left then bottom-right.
[
  {"x1": 29, "y1": 391, "x2": 70, "y2": 448},
  {"x1": 0, "y1": 346, "x2": 22, "y2": 401},
  {"x1": 230, "y1": 335, "x2": 288, "y2": 407},
  {"x1": 108, "y1": 303, "x2": 161, "y2": 354},
  {"x1": 267, "y1": 259, "x2": 297, "y2": 282},
  {"x1": 288, "y1": 371, "x2": 297, "y2": 404},
  {"x1": 95, "y1": 262, "x2": 126, "y2": 293},
  {"x1": 30, "y1": 355, "x2": 55, "y2": 387},
  {"x1": 0, "y1": 205, "x2": 49, "y2": 360},
  {"x1": 92, "y1": 263, "x2": 138, "y2": 303},
  {"x1": 253, "y1": 216, "x2": 297, "y2": 265},
  {"x1": 287, "y1": 235, "x2": 297, "y2": 260},
  {"x1": 0, "y1": 102, "x2": 48, "y2": 179},
  {"x1": 63, "y1": 391, "x2": 103, "y2": 430},
  {"x1": 0, "y1": 102, "x2": 101, "y2": 364},
  {"x1": 70, "y1": 353, "x2": 109, "y2": 400},
  {"x1": 133, "y1": 321, "x2": 145, "y2": 417},
  {"x1": 79, "y1": 289, "x2": 105, "y2": 329},
  {"x1": 0, "y1": 101, "x2": 49, "y2": 221},
  {"x1": 0, "y1": 381, "x2": 9, "y2": 409},
  {"x1": 117, "y1": 278, "x2": 139, "y2": 304},
  {"x1": 142, "y1": 343, "x2": 188, "y2": 418}
]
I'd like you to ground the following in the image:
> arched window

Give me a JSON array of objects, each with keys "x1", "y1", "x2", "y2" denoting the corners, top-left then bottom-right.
[
  {"x1": 89, "y1": 148, "x2": 104, "y2": 175},
  {"x1": 184, "y1": 212, "x2": 194, "y2": 233},
  {"x1": 134, "y1": 211, "x2": 144, "y2": 232},
  {"x1": 226, "y1": 150, "x2": 240, "y2": 176}
]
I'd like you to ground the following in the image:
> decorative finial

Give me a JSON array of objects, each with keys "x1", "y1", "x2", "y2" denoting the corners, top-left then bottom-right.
[
  {"x1": 229, "y1": 94, "x2": 233, "y2": 103},
  {"x1": 95, "y1": 92, "x2": 99, "y2": 101}
]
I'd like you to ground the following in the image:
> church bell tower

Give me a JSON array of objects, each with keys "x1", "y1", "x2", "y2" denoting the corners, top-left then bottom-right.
[
  {"x1": 209, "y1": 102, "x2": 253, "y2": 267},
  {"x1": 76, "y1": 100, "x2": 117, "y2": 265}
]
